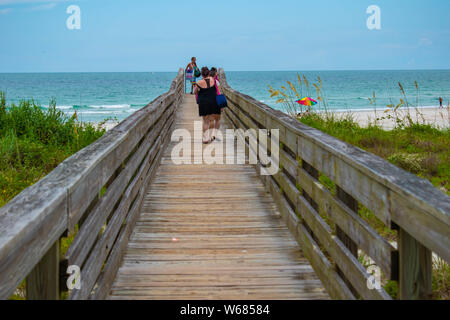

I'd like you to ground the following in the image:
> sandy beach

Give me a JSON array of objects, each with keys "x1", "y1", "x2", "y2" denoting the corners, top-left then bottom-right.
[
  {"x1": 100, "y1": 107, "x2": 449, "y2": 132},
  {"x1": 333, "y1": 107, "x2": 449, "y2": 130},
  {"x1": 101, "y1": 121, "x2": 119, "y2": 131}
]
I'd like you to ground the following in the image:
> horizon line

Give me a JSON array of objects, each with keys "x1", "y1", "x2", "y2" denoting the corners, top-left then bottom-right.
[{"x1": 1, "y1": 68, "x2": 450, "y2": 74}]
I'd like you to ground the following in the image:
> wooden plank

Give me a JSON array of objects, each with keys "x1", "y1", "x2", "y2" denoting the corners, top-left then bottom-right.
[
  {"x1": 297, "y1": 167, "x2": 395, "y2": 277},
  {"x1": 296, "y1": 223, "x2": 355, "y2": 300},
  {"x1": 296, "y1": 193, "x2": 392, "y2": 300},
  {"x1": 280, "y1": 149, "x2": 299, "y2": 180},
  {"x1": 272, "y1": 171, "x2": 299, "y2": 218},
  {"x1": 398, "y1": 228, "x2": 433, "y2": 299},
  {"x1": 301, "y1": 160, "x2": 319, "y2": 213},
  {"x1": 284, "y1": 127, "x2": 298, "y2": 156},
  {"x1": 335, "y1": 186, "x2": 359, "y2": 297},
  {"x1": 267, "y1": 176, "x2": 299, "y2": 238},
  {"x1": 26, "y1": 240, "x2": 60, "y2": 300},
  {"x1": 110, "y1": 285, "x2": 327, "y2": 300}
]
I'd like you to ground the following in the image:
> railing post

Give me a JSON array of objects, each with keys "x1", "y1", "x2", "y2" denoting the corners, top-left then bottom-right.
[
  {"x1": 398, "y1": 228, "x2": 432, "y2": 300},
  {"x1": 26, "y1": 240, "x2": 60, "y2": 300}
]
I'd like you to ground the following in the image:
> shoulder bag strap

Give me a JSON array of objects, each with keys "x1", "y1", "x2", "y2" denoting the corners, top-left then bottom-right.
[{"x1": 215, "y1": 80, "x2": 220, "y2": 95}]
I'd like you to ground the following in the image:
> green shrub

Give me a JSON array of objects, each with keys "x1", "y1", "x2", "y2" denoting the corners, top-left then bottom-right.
[{"x1": 0, "y1": 92, "x2": 105, "y2": 207}]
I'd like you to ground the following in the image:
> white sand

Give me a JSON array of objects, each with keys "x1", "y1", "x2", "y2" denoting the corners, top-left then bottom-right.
[
  {"x1": 101, "y1": 122, "x2": 119, "y2": 131},
  {"x1": 332, "y1": 107, "x2": 449, "y2": 130},
  {"x1": 97, "y1": 108, "x2": 449, "y2": 132}
]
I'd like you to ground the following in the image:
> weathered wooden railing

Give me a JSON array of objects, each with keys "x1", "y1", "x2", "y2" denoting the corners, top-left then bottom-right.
[
  {"x1": 219, "y1": 68, "x2": 450, "y2": 300},
  {"x1": 0, "y1": 69, "x2": 184, "y2": 300}
]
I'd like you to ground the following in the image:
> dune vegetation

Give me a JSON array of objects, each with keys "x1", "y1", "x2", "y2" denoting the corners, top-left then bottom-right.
[
  {"x1": 0, "y1": 92, "x2": 107, "y2": 299},
  {"x1": 0, "y1": 92, "x2": 106, "y2": 208},
  {"x1": 269, "y1": 76, "x2": 450, "y2": 299}
]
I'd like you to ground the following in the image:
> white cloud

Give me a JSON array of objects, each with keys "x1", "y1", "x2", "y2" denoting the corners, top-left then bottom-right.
[
  {"x1": 27, "y1": 2, "x2": 57, "y2": 10},
  {"x1": 0, "y1": 0, "x2": 70, "y2": 5}
]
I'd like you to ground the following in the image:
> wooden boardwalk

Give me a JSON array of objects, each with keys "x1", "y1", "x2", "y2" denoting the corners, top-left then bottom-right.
[{"x1": 109, "y1": 95, "x2": 328, "y2": 300}]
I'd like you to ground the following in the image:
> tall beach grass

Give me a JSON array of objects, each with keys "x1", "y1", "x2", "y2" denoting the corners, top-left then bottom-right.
[
  {"x1": 0, "y1": 91, "x2": 106, "y2": 208},
  {"x1": 1, "y1": 91, "x2": 107, "y2": 299}
]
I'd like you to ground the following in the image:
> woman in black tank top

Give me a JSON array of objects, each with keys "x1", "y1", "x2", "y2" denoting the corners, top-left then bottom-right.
[{"x1": 195, "y1": 67, "x2": 220, "y2": 143}]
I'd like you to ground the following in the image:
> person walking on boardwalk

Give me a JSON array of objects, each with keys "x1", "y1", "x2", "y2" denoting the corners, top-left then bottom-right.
[
  {"x1": 185, "y1": 57, "x2": 197, "y2": 95},
  {"x1": 195, "y1": 67, "x2": 221, "y2": 144},
  {"x1": 209, "y1": 67, "x2": 222, "y2": 140}
]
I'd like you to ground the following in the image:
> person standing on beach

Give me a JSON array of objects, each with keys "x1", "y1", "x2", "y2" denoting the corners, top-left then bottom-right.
[
  {"x1": 439, "y1": 97, "x2": 443, "y2": 108},
  {"x1": 195, "y1": 67, "x2": 221, "y2": 144},
  {"x1": 186, "y1": 57, "x2": 198, "y2": 95}
]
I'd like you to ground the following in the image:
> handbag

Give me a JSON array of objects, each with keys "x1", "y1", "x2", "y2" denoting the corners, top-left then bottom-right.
[
  {"x1": 215, "y1": 81, "x2": 228, "y2": 108},
  {"x1": 194, "y1": 66, "x2": 201, "y2": 78}
]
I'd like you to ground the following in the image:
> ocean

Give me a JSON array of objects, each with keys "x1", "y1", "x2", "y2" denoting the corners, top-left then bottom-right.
[{"x1": 0, "y1": 70, "x2": 449, "y2": 123}]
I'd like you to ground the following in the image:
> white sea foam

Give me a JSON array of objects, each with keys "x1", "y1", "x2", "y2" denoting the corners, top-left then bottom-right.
[
  {"x1": 49, "y1": 104, "x2": 132, "y2": 110},
  {"x1": 55, "y1": 105, "x2": 73, "y2": 110},
  {"x1": 89, "y1": 104, "x2": 131, "y2": 109},
  {"x1": 68, "y1": 110, "x2": 126, "y2": 115}
]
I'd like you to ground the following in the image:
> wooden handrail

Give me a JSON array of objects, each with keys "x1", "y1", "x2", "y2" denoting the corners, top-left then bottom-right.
[
  {"x1": 219, "y1": 68, "x2": 450, "y2": 300},
  {"x1": 0, "y1": 69, "x2": 184, "y2": 300}
]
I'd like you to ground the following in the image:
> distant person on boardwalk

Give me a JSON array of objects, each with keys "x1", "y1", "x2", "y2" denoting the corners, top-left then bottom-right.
[
  {"x1": 439, "y1": 97, "x2": 443, "y2": 108},
  {"x1": 211, "y1": 67, "x2": 219, "y2": 82},
  {"x1": 185, "y1": 57, "x2": 198, "y2": 95},
  {"x1": 195, "y1": 67, "x2": 221, "y2": 144},
  {"x1": 209, "y1": 67, "x2": 221, "y2": 139}
]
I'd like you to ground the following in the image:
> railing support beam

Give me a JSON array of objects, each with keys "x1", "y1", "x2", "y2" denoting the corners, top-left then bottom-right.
[
  {"x1": 398, "y1": 228, "x2": 432, "y2": 300},
  {"x1": 26, "y1": 240, "x2": 60, "y2": 300}
]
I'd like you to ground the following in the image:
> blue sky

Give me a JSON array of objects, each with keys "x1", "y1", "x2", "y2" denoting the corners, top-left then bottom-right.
[{"x1": 0, "y1": 0, "x2": 449, "y2": 72}]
